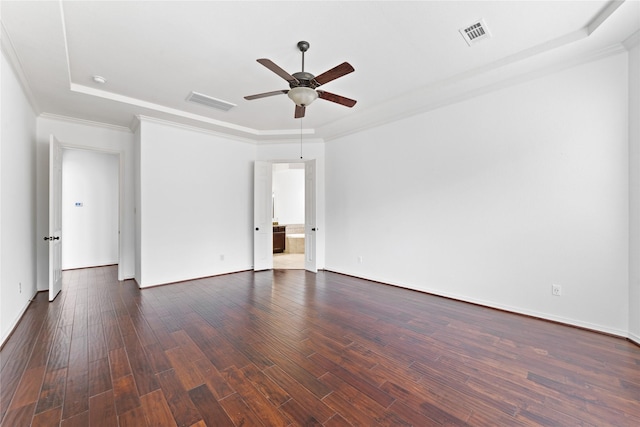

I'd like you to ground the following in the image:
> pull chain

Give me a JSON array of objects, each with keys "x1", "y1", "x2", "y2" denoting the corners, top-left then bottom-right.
[{"x1": 300, "y1": 117, "x2": 303, "y2": 159}]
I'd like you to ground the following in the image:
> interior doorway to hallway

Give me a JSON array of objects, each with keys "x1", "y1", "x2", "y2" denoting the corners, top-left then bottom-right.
[
  {"x1": 61, "y1": 148, "x2": 120, "y2": 271},
  {"x1": 272, "y1": 162, "x2": 305, "y2": 269}
]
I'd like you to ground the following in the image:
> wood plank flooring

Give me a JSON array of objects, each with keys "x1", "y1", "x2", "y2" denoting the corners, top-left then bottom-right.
[{"x1": 1, "y1": 265, "x2": 639, "y2": 426}]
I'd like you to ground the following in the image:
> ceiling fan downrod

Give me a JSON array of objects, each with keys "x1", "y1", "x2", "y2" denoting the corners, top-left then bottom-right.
[
  {"x1": 297, "y1": 41, "x2": 309, "y2": 72},
  {"x1": 244, "y1": 40, "x2": 356, "y2": 119}
]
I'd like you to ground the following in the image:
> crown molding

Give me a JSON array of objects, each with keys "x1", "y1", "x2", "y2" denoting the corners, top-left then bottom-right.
[
  {"x1": 255, "y1": 137, "x2": 325, "y2": 146},
  {"x1": 586, "y1": 0, "x2": 625, "y2": 35},
  {"x1": 58, "y1": 0, "x2": 73, "y2": 87},
  {"x1": 134, "y1": 115, "x2": 323, "y2": 146},
  {"x1": 70, "y1": 84, "x2": 319, "y2": 141},
  {"x1": 623, "y1": 30, "x2": 640, "y2": 50},
  {"x1": 134, "y1": 115, "x2": 259, "y2": 145},
  {"x1": 15, "y1": 0, "x2": 637, "y2": 145},
  {"x1": 70, "y1": 84, "x2": 258, "y2": 134},
  {"x1": 324, "y1": 38, "x2": 628, "y2": 142},
  {"x1": 129, "y1": 115, "x2": 141, "y2": 133},
  {"x1": 57, "y1": 0, "x2": 318, "y2": 142},
  {"x1": 1, "y1": 21, "x2": 41, "y2": 114},
  {"x1": 39, "y1": 112, "x2": 132, "y2": 133}
]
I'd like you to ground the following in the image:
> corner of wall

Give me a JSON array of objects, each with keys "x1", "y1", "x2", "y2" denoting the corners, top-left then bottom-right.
[
  {"x1": 627, "y1": 37, "x2": 640, "y2": 341},
  {"x1": 0, "y1": 48, "x2": 38, "y2": 345}
]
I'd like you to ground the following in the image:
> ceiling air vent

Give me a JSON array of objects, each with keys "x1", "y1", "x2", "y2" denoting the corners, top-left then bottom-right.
[
  {"x1": 459, "y1": 19, "x2": 491, "y2": 46},
  {"x1": 186, "y1": 91, "x2": 236, "y2": 112}
]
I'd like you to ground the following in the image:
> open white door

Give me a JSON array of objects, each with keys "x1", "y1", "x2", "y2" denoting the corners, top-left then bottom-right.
[
  {"x1": 254, "y1": 161, "x2": 273, "y2": 271},
  {"x1": 48, "y1": 135, "x2": 63, "y2": 301},
  {"x1": 304, "y1": 159, "x2": 317, "y2": 273}
]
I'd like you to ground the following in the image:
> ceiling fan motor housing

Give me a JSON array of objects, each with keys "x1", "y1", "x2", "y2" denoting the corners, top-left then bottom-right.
[
  {"x1": 245, "y1": 40, "x2": 356, "y2": 117},
  {"x1": 291, "y1": 72, "x2": 318, "y2": 89}
]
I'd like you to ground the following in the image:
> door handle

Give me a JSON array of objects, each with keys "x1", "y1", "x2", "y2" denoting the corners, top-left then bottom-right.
[
  {"x1": 44, "y1": 236, "x2": 60, "y2": 241},
  {"x1": 255, "y1": 227, "x2": 259, "y2": 231},
  {"x1": 311, "y1": 228, "x2": 316, "y2": 231}
]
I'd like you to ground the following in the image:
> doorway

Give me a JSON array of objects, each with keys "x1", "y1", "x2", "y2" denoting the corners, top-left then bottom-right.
[
  {"x1": 48, "y1": 136, "x2": 124, "y2": 301},
  {"x1": 61, "y1": 148, "x2": 120, "y2": 270},
  {"x1": 254, "y1": 159, "x2": 317, "y2": 272},
  {"x1": 272, "y1": 162, "x2": 305, "y2": 269}
]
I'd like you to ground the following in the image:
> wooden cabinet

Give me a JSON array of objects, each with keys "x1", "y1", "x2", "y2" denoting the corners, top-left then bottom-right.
[{"x1": 273, "y1": 225, "x2": 286, "y2": 253}]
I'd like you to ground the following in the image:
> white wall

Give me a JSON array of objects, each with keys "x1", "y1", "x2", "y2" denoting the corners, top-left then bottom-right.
[
  {"x1": 273, "y1": 164, "x2": 305, "y2": 225},
  {"x1": 136, "y1": 118, "x2": 255, "y2": 287},
  {"x1": 326, "y1": 52, "x2": 630, "y2": 337},
  {"x1": 1, "y1": 50, "x2": 37, "y2": 344},
  {"x1": 628, "y1": 36, "x2": 640, "y2": 344},
  {"x1": 62, "y1": 149, "x2": 119, "y2": 269},
  {"x1": 36, "y1": 116, "x2": 135, "y2": 284}
]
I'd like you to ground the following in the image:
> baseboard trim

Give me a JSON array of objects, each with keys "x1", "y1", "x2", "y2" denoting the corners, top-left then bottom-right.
[
  {"x1": 323, "y1": 269, "x2": 633, "y2": 344},
  {"x1": 0, "y1": 290, "x2": 42, "y2": 349}
]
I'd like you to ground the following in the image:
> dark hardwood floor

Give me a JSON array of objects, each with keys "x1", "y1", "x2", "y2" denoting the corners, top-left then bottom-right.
[{"x1": 1, "y1": 266, "x2": 638, "y2": 426}]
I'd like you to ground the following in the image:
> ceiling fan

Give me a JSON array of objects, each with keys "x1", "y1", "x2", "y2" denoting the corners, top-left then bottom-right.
[{"x1": 244, "y1": 41, "x2": 356, "y2": 119}]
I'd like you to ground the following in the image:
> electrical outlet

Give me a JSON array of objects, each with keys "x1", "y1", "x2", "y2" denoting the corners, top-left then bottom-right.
[
  {"x1": 220, "y1": 254, "x2": 225, "y2": 261},
  {"x1": 19, "y1": 282, "x2": 22, "y2": 293},
  {"x1": 358, "y1": 256, "x2": 363, "y2": 263},
  {"x1": 552, "y1": 284, "x2": 561, "y2": 296}
]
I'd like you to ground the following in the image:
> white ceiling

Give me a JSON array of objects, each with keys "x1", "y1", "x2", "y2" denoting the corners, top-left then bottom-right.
[{"x1": 2, "y1": 1, "x2": 639, "y2": 141}]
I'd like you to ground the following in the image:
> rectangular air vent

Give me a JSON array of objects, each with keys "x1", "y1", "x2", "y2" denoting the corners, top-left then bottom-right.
[
  {"x1": 186, "y1": 91, "x2": 236, "y2": 112},
  {"x1": 459, "y1": 19, "x2": 491, "y2": 46}
]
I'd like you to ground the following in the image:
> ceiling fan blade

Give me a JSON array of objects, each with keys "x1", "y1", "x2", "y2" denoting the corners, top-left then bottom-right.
[
  {"x1": 295, "y1": 105, "x2": 306, "y2": 119},
  {"x1": 257, "y1": 58, "x2": 299, "y2": 84},
  {"x1": 244, "y1": 90, "x2": 288, "y2": 100},
  {"x1": 313, "y1": 62, "x2": 355, "y2": 86},
  {"x1": 317, "y1": 90, "x2": 357, "y2": 107}
]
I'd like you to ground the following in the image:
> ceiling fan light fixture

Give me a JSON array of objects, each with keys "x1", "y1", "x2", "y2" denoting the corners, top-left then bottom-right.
[
  {"x1": 245, "y1": 41, "x2": 356, "y2": 118},
  {"x1": 288, "y1": 86, "x2": 318, "y2": 107}
]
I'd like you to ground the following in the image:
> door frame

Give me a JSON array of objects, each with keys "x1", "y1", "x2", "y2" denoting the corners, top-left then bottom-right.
[
  {"x1": 253, "y1": 161, "x2": 273, "y2": 271},
  {"x1": 49, "y1": 135, "x2": 63, "y2": 301},
  {"x1": 304, "y1": 159, "x2": 317, "y2": 273},
  {"x1": 254, "y1": 158, "x2": 319, "y2": 272},
  {"x1": 54, "y1": 141, "x2": 125, "y2": 281}
]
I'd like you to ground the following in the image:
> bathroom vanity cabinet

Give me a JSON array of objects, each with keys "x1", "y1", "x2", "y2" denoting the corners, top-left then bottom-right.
[{"x1": 273, "y1": 225, "x2": 286, "y2": 253}]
